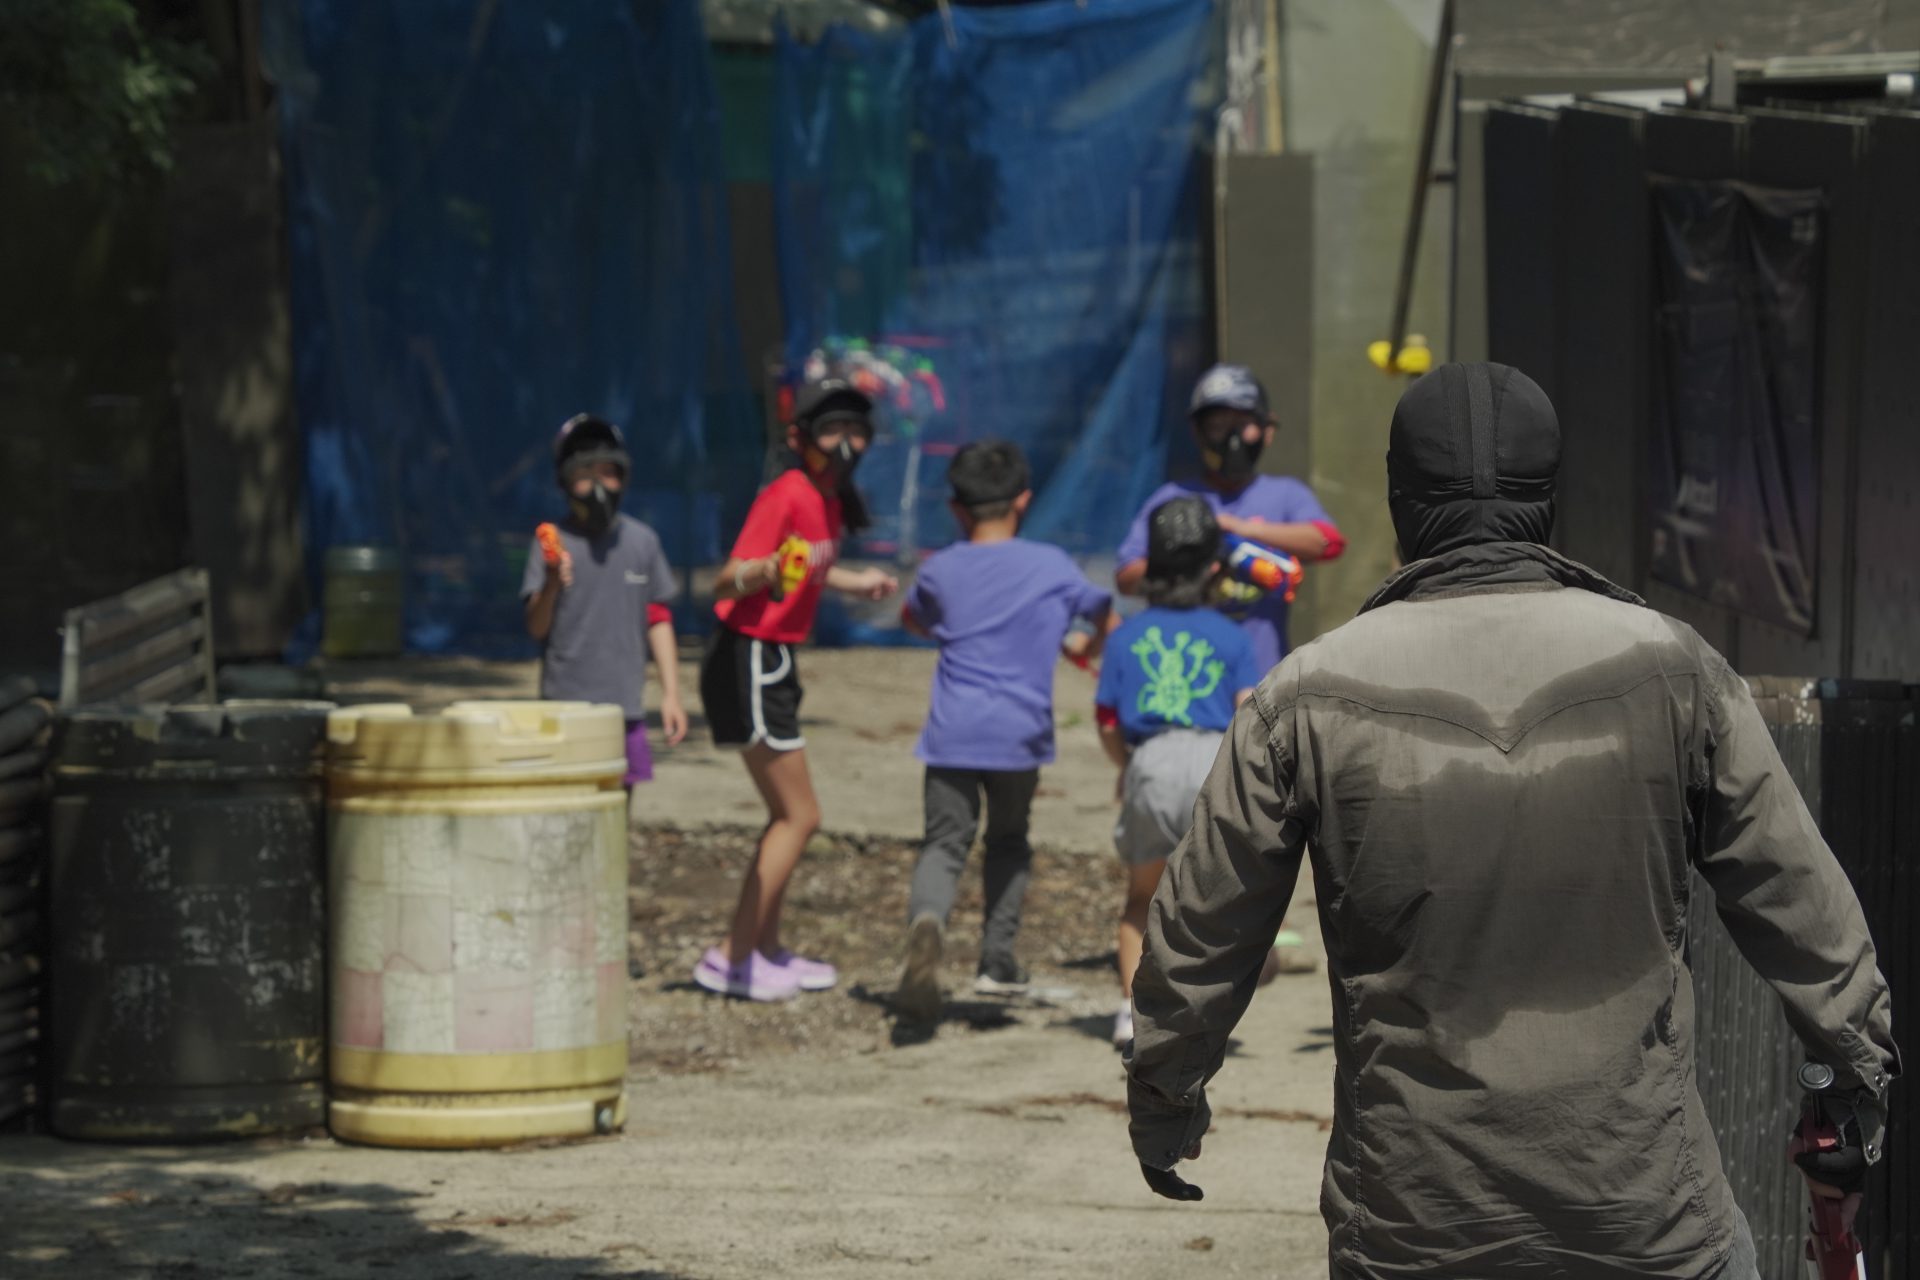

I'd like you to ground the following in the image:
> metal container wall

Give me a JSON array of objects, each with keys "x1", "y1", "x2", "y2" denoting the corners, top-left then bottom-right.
[
  {"x1": 325, "y1": 701, "x2": 628, "y2": 1149},
  {"x1": 321, "y1": 546, "x2": 404, "y2": 659},
  {"x1": 47, "y1": 702, "x2": 332, "y2": 1140},
  {"x1": 0, "y1": 674, "x2": 51, "y2": 1131}
]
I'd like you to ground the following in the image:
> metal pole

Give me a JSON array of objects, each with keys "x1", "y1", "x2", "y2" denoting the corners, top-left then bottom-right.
[{"x1": 1384, "y1": 0, "x2": 1454, "y2": 369}]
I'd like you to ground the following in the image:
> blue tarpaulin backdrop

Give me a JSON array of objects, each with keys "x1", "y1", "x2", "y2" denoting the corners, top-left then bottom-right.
[
  {"x1": 263, "y1": 0, "x2": 758, "y2": 654},
  {"x1": 775, "y1": 0, "x2": 1214, "y2": 633}
]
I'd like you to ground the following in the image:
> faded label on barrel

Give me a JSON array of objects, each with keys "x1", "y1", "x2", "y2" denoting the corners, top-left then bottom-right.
[{"x1": 329, "y1": 806, "x2": 626, "y2": 1056}]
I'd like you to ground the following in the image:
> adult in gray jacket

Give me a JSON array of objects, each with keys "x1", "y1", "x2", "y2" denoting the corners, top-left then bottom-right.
[{"x1": 1127, "y1": 363, "x2": 1899, "y2": 1279}]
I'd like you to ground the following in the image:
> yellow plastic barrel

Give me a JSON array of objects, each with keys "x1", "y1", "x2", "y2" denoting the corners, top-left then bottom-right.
[{"x1": 324, "y1": 701, "x2": 629, "y2": 1148}]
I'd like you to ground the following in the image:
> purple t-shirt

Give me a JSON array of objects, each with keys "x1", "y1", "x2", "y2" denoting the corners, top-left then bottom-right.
[
  {"x1": 1118, "y1": 476, "x2": 1330, "y2": 676},
  {"x1": 906, "y1": 538, "x2": 1112, "y2": 771}
]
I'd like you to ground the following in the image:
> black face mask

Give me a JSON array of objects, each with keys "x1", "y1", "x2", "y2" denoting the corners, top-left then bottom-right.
[
  {"x1": 805, "y1": 435, "x2": 863, "y2": 483},
  {"x1": 1203, "y1": 430, "x2": 1262, "y2": 483},
  {"x1": 569, "y1": 481, "x2": 622, "y2": 537}
]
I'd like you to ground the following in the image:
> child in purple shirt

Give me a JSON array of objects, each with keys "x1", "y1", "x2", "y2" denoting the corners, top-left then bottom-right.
[
  {"x1": 1116, "y1": 365, "x2": 1347, "y2": 676},
  {"x1": 892, "y1": 441, "x2": 1112, "y2": 1024}
]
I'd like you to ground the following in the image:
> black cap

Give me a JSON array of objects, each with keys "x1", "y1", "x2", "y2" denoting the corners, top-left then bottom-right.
[
  {"x1": 1146, "y1": 496, "x2": 1221, "y2": 580},
  {"x1": 1188, "y1": 364, "x2": 1270, "y2": 420},
  {"x1": 793, "y1": 378, "x2": 873, "y2": 433},
  {"x1": 552, "y1": 413, "x2": 630, "y2": 482}
]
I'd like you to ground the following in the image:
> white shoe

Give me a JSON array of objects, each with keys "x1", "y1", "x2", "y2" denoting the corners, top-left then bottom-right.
[{"x1": 1112, "y1": 1001, "x2": 1134, "y2": 1050}]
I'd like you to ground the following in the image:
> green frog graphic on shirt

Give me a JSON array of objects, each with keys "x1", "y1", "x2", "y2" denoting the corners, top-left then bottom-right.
[{"x1": 1131, "y1": 626, "x2": 1225, "y2": 726}]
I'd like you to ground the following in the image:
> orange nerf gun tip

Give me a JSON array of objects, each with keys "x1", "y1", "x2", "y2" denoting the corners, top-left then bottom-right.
[{"x1": 536, "y1": 522, "x2": 564, "y2": 565}]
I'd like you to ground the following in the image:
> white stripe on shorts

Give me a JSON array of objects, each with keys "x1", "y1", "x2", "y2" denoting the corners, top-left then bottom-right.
[{"x1": 748, "y1": 638, "x2": 804, "y2": 752}]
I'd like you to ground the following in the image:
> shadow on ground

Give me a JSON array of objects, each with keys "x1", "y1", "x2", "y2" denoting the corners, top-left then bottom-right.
[{"x1": 0, "y1": 1140, "x2": 691, "y2": 1280}]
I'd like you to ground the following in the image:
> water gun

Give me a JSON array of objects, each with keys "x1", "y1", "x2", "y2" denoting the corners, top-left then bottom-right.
[
  {"x1": 535, "y1": 523, "x2": 564, "y2": 566},
  {"x1": 774, "y1": 534, "x2": 812, "y2": 599},
  {"x1": 1222, "y1": 535, "x2": 1304, "y2": 603},
  {"x1": 1796, "y1": 1062, "x2": 1868, "y2": 1280}
]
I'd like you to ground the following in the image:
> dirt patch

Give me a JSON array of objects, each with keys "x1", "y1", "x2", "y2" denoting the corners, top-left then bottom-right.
[{"x1": 626, "y1": 823, "x2": 1126, "y2": 1075}]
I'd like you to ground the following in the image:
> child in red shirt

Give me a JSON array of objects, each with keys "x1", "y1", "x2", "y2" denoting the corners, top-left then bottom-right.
[{"x1": 694, "y1": 378, "x2": 898, "y2": 1002}]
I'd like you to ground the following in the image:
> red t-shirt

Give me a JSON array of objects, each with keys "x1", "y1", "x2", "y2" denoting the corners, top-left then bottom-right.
[{"x1": 713, "y1": 468, "x2": 843, "y2": 643}]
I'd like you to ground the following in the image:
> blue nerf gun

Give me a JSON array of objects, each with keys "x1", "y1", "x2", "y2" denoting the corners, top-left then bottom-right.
[{"x1": 1221, "y1": 535, "x2": 1304, "y2": 603}]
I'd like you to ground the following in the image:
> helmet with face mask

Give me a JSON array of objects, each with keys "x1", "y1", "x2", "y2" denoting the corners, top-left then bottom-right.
[
  {"x1": 1189, "y1": 364, "x2": 1273, "y2": 482},
  {"x1": 552, "y1": 413, "x2": 631, "y2": 537},
  {"x1": 792, "y1": 378, "x2": 873, "y2": 482},
  {"x1": 789, "y1": 377, "x2": 875, "y2": 533}
]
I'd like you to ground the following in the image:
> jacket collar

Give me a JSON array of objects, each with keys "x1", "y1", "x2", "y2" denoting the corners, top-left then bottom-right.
[{"x1": 1359, "y1": 541, "x2": 1645, "y2": 615}]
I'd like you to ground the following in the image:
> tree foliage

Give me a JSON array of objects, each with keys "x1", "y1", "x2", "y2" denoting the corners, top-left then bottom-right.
[{"x1": 0, "y1": 0, "x2": 210, "y2": 186}]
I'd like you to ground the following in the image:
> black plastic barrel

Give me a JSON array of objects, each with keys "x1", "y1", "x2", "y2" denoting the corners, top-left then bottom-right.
[{"x1": 47, "y1": 702, "x2": 331, "y2": 1140}]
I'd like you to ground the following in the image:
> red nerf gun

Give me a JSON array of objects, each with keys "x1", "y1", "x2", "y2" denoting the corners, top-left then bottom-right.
[{"x1": 1796, "y1": 1061, "x2": 1868, "y2": 1280}]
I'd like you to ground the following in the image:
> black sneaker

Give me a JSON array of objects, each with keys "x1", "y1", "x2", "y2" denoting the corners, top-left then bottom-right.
[
  {"x1": 973, "y1": 954, "x2": 1029, "y2": 996},
  {"x1": 894, "y1": 914, "x2": 945, "y2": 1022}
]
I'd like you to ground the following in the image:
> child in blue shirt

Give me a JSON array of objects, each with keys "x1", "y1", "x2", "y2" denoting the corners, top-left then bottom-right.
[
  {"x1": 893, "y1": 440, "x2": 1112, "y2": 1025},
  {"x1": 1096, "y1": 496, "x2": 1260, "y2": 1048}
]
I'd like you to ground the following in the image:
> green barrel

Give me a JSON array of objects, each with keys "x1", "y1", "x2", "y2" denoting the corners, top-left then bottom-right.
[
  {"x1": 47, "y1": 702, "x2": 331, "y2": 1140},
  {"x1": 322, "y1": 546, "x2": 404, "y2": 658}
]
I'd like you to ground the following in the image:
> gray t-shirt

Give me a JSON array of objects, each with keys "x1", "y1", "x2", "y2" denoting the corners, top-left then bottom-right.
[{"x1": 519, "y1": 514, "x2": 677, "y2": 719}]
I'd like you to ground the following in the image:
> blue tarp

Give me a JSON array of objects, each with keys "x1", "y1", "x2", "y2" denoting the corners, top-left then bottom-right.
[
  {"x1": 774, "y1": 0, "x2": 1214, "y2": 621},
  {"x1": 263, "y1": 0, "x2": 758, "y2": 654}
]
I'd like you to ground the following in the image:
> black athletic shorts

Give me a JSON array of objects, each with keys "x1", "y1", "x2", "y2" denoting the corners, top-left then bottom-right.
[{"x1": 700, "y1": 626, "x2": 804, "y2": 751}]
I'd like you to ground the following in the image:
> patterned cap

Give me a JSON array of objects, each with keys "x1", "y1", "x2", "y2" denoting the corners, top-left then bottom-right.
[{"x1": 1188, "y1": 364, "x2": 1271, "y2": 419}]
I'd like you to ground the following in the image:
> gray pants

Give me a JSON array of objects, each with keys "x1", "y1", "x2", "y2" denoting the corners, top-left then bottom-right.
[{"x1": 906, "y1": 767, "x2": 1039, "y2": 965}]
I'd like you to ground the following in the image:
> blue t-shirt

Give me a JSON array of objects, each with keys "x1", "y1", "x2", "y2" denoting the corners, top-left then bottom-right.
[
  {"x1": 1117, "y1": 475, "x2": 1331, "y2": 676},
  {"x1": 905, "y1": 538, "x2": 1112, "y2": 771},
  {"x1": 1097, "y1": 606, "x2": 1260, "y2": 745}
]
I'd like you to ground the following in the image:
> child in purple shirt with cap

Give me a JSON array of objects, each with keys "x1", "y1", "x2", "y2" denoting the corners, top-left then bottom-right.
[
  {"x1": 1116, "y1": 364, "x2": 1346, "y2": 677},
  {"x1": 892, "y1": 441, "x2": 1113, "y2": 1024}
]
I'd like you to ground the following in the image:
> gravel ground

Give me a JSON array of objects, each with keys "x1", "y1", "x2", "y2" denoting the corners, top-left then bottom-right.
[{"x1": 625, "y1": 824, "x2": 1130, "y2": 1076}]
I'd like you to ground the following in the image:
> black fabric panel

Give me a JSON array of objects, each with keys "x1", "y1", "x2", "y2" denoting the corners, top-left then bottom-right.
[
  {"x1": 1549, "y1": 105, "x2": 1646, "y2": 591},
  {"x1": 1482, "y1": 105, "x2": 1558, "y2": 404}
]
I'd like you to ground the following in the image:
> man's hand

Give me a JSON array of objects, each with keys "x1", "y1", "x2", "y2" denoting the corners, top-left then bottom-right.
[
  {"x1": 1790, "y1": 1127, "x2": 1867, "y2": 1235},
  {"x1": 1140, "y1": 1140, "x2": 1204, "y2": 1202},
  {"x1": 1214, "y1": 513, "x2": 1249, "y2": 539},
  {"x1": 547, "y1": 550, "x2": 574, "y2": 590}
]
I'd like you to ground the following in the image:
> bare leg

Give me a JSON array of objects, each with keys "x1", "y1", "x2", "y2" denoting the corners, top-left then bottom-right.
[
  {"x1": 720, "y1": 743, "x2": 820, "y2": 964},
  {"x1": 1117, "y1": 859, "x2": 1167, "y2": 999}
]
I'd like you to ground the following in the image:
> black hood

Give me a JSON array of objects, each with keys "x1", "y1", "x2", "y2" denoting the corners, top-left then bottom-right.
[{"x1": 1387, "y1": 362, "x2": 1560, "y2": 562}]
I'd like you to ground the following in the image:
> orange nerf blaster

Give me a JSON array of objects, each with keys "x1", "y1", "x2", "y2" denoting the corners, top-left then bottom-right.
[{"x1": 535, "y1": 522, "x2": 565, "y2": 566}]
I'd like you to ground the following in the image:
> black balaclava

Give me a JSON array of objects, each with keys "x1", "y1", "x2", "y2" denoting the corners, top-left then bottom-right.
[{"x1": 1387, "y1": 362, "x2": 1560, "y2": 562}]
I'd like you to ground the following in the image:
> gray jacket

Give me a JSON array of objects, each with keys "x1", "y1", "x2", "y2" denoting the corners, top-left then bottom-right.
[{"x1": 1128, "y1": 542, "x2": 1899, "y2": 1279}]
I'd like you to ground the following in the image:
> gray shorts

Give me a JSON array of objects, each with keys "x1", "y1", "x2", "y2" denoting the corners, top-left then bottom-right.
[{"x1": 1114, "y1": 729, "x2": 1224, "y2": 867}]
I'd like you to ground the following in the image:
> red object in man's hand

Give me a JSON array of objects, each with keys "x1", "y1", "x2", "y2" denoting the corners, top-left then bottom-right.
[
  {"x1": 1796, "y1": 1064, "x2": 1868, "y2": 1280},
  {"x1": 536, "y1": 522, "x2": 564, "y2": 566}
]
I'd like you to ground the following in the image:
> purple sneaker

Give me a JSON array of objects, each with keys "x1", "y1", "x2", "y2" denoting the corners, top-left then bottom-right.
[
  {"x1": 765, "y1": 949, "x2": 838, "y2": 992},
  {"x1": 693, "y1": 947, "x2": 800, "y2": 1002}
]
